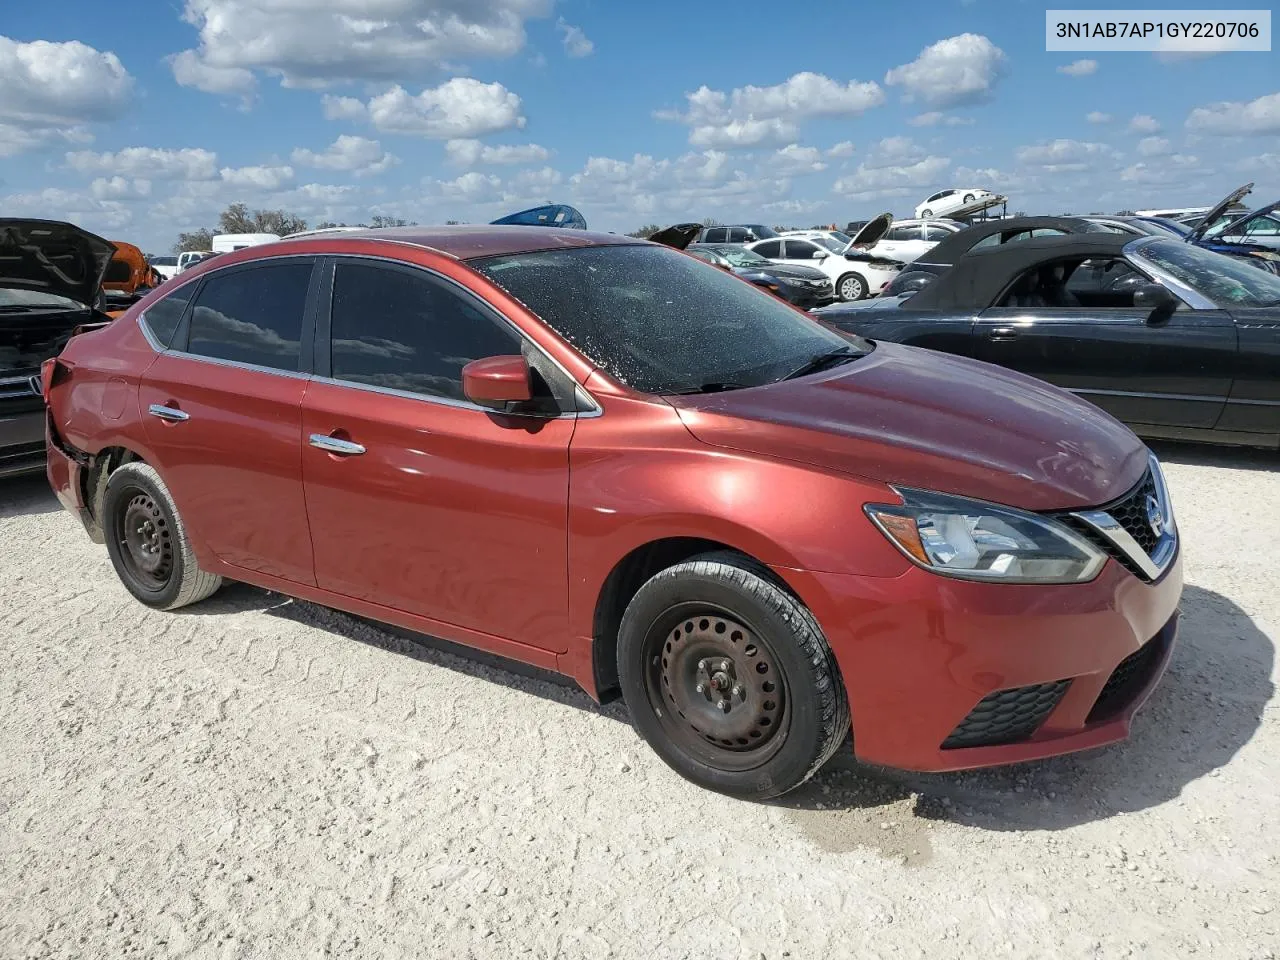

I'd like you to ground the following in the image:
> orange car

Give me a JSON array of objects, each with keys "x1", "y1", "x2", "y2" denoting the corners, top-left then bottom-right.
[{"x1": 102, "y1": 241, "x2": 164, "y2": 317}]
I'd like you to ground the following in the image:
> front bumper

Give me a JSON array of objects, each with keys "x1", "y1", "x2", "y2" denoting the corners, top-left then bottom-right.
[
  {"x1": 781, "y1": 551, "x2": 1183, "y2": 772},
  {"x1": 0, "y1": 408, "x2": 47, "y2": 479}
]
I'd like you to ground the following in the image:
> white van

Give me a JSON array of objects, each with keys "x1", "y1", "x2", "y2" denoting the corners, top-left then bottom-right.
[{"x1": 211, "y1": 233, "x2": 280, "y2": 253}]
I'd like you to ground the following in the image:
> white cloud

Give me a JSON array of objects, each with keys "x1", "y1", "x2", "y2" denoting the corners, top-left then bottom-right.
[
  {"x1": 65, "y1": 146, "x2": 221, "y2": 181},
  {"x1": 1, "y1": 186, "x2": 133, "y2": 231},
  {"x1": 659, "y1": 72, "x2": 884, "y2": 148},
  {"x1": 1136, "y1": 136, "x2": 1172, "y2": 157},
  {"x1": 1015, "y1": 139, "x2": 1113, "y2": 172},
  {"x1": 1120, "y1": 155, "x2": 1202, "y2": 183},
  {"x1": 1057, "y1": 59, "x2": 1098, "y2": 77},
  {"x1": 0, "y1": 35, "x2": 134, "y2": 155},
  {"x1": 90, "y1": 177, "x2": 152, "y2": 200},
  {"x1": 169, "y1": 49, "x2": 255, "y2": 97},
  {"x1": 433, "y1": 171, "x2": 505, "y2": 202},
  {"x1": 219, "y1": 164, "x2": 295, "y2": 189},
  {"x1": 324, "y1": 78, "x2": 526, "y2": 138},
  {"x1": 833, "y1": 155, "x2": 950, "y2": 201},
  {"x1": 556, "y1": 18, "x2": 594, "y2": 57},
  {"x1": 1128, "y1": 114, "x2": 1161, "y2": 134},
  {"x1": 291, "y1": 135, "x2": 398, "y2": 176},
  {"x1": 502, "y1": 165, "x2": 563, "y2": 202},
  {"x1": 765, "y1": 144, "x2": 827, "y2": 176},
  {"x1": 884, "y1": 34, "x2": 1007, "y2": 108},
  {"x1": 1086, "y1": 111, "x2": 1113, "y2": 124},
  {"x1": 444, "y1": 139, "x2": 550, "y2": 166},
  {"x1": 168, "y1": 0, "x2": 552, "y2": 91},
  {"x1": 908, "y1": 111, "x2": 973, "y2": 127},
  {"x1": 1186, "y1": 92, "x2": 1280, "y2": 136},
  {"x1": 826, "y1": 141, "x2": 855, "y2": 158}
]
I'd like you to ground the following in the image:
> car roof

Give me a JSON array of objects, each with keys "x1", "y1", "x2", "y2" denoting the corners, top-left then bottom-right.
[
  {"x1": 920, "y1": 215, "x2": 1097, "y2": 267},
  {"x1": 904, "y1": 234, "x2": 1137, "y2": 312},
  {"x1": 273, "y1": 224, "x2": 640, "y2": 261}
]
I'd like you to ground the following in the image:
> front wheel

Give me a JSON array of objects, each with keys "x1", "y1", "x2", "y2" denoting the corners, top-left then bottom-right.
[
  {"x1": 837, "y1": 272, "x2": 867, "y2": 301},
  {"x1": 963, "y1": 193, "x2": 975, "y2": 204},
  {"x1": 103, "y1": 461, "x2": 223, "y2": 610},
  {"x1": 617, "y1": 552, "x2": 850, "y2": 800},
  {"x1": 920, "y1": 208, "x2": 933, "y2": 218}
]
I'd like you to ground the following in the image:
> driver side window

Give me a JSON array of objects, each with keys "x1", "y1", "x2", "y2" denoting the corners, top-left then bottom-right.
[{"x1": 785, "y1": 240, "x2": 821, "y2": 260}]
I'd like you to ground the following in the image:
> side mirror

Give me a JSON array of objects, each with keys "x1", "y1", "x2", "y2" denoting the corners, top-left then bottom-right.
[
  {"x1": 812, "y1": 251, "x2": 829, "y2": 261},
  {"x1": 1133, "y1": 282, "x2": 1177, "y2": 321},
  {"x1": 462, "y1": 355, "x2": 533, "y2": 411}
]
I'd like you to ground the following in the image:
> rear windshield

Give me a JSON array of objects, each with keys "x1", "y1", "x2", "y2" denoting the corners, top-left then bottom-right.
[{"x1": 473, "y1": 244, "x2": 865, "y2": 394}]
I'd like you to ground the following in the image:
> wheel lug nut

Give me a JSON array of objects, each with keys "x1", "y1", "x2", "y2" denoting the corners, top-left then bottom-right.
[
  {"x1": 720, "y1": 660, "x2": 730, "y2": 672},
  {"x1": 732, "y1": 685, "x2": 744, "y2": 698},
  {"x1": 695, "y1": 683, "x2": 704, "y2": 694},
  {"x1": 698, "y1": 659, "x2": 707, "y2": 671},
  {"x1": 717, "y1": 699, "x2": 728, "y2": 712}
]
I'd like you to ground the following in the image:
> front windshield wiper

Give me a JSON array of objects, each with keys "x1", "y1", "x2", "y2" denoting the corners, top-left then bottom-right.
[
  {"x1": 666, "y1": 381, "x2": 753, "y2": 395},
  {"x1": 780, "y1": 347, "x2": 862, "y2": 382}
]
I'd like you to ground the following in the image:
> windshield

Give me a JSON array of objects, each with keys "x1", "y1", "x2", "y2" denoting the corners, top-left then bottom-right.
[
  {"x1": 0, "y1": 289, "x2": 84, "y2": 310},
  {"x1": 151, "y1": 256, "x2": 178, "y2": 266},
  {"x1": 827, "y1": 231, "x2": 853, "y2": 246},
  {"x1": 719, "y1": 248, "x2": 771, "y2": 267},
  {"x1": 815, "y1": 236, "x2": 847, "y2": 253},
  {"x1": 473, "y1": 244, "x2": 869, "y2": 393},
  {"x1": 1135, "y1": 239, "x2": 1280, "y2": 307}
]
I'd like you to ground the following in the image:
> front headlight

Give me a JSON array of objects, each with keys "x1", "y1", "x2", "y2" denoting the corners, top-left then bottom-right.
[
  {"x1": 865, "y1": 488, "x2": 1106, "y2": 584},
  {"x1": 779, "y1": 276, "x2": 805, "y2": 286}
]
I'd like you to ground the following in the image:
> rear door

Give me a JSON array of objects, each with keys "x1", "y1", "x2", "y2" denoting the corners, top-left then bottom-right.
[
  {"x1": 138, "y1": 257, "x2": 319, "y2": 584},
  {"x1": 300, "y1": 257, "x2": 575, "y2": 653},
  {"x1": 975, "y1": 256, "x2": 1237, "y2": 429}
]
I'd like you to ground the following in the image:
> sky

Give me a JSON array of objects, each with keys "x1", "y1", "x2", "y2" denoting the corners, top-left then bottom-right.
[{"x1": 1, "y1": 0, "x2": 1277, "y2": 253}]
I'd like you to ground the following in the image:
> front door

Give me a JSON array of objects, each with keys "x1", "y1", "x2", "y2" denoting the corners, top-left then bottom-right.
[
  {"x1": 138, "y1": 257, "x2": 318, "y2": 584},
  {"x1": 975, "y1": 256, "x2": 1237, "y2": 429},
  {"x1": 300, "y1": 257, "x2": 575, "y2": 653}
]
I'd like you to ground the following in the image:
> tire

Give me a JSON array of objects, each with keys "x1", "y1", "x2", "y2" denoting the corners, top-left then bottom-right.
[
  {"x1": 837, "y1": 272, "x2": 867, "y2": 302},
  {"x1": 617, "y1": 551, "x2": 850, "y2": 800},
  {"x1": 920, "y1": 208, "x2": 933, "y2": 218},
  {"x1": 963, "y1": 193, "x2": 975, "y2": 204},
  {"x1": 102, "y1": 461, "x2": 222, "y2": 610}
]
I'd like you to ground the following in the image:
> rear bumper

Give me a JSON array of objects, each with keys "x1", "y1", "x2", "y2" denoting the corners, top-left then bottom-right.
[
  {"x1": 781, "y1": 552, "x2": 1183, "y2": 772},
  {"x1": 0, "y1": 408, "x2": 47, "y2": 478},
  {"x1": 45, "y1": 418, "x2": 97, "y2": 538}
]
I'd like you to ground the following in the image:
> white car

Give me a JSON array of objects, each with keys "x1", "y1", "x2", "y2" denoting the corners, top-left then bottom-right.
[
  {"x1": 915, "y1": 188, "x2": 996, "y2": 219},
  {"x1": 176, "y1": 251, "x2": 211, "y2": 274},
  {"x1": 747, "y1": 216, "x2": 902, "y2": 301},
  {"x1": 864, "y1": 219, "x2": 965, "y2": 263},
  {"x1": 148, "y1": 255, "x2": 180, "y2": 281}
]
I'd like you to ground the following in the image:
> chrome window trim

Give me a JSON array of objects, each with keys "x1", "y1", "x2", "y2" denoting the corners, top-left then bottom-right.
[
  {"x1": 165, "y1": 349, "x2": 313, "y2": 381},
  {"x1": 1069, "y1": 453, "x2": 1178, "y2": 581},
  {"x1": 136, "y1": 314, "x2": 166, "y2": 352},
  {"x1": 308, "y1": 372, "x2": 600, "y2": 420},
  {"x1": 325, "y1": 252, "x2": 602, "y2": 418}
]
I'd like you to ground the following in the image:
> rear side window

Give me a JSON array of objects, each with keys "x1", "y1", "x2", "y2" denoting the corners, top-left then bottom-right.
[
  {"x1": 185, "y1": 261, "x2": 313, "y2": 371},
  {"x1": 727, "y1": 227, "x2": 748, "y2": 243},
  {"x1": 328, "y1": 261, "x2": 523, "y2": 403},
  {"x1": 753, "y1": 240, "x2": 782, "y2": 258},
  {"x1": 143, "y1": 288, "x2": 192, "y2": 349},
  {"x1": 703, "y1": 228, "x2": 728, "y2": 244}
]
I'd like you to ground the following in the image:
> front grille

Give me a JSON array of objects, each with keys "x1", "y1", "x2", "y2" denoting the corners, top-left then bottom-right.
[
  {"x1": 941, "y1": 680, "x2": 1070, "y2": 749},
  {"x1": 1087, "y1": 634, "x2": 1167, "y2": 724},
  {"x1": 1055, "y1": 469, "x2": 1161, "y2": 579},
  {"x1": 0, "y1": 440, "x2": 45, "y2": 468}
]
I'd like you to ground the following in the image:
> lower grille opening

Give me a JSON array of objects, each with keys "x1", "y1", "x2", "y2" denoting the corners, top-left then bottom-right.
[
  {"x1": 1087, "y1": 635, "x2": 1167, "y2": 724},
  {"x1": 942, "y1": 680, "x2": 1071, "y2": 750}
]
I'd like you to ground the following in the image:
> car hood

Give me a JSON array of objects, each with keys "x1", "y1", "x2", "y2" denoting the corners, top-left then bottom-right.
[
  {"x1": 648, "y1": 222, "x2": 703, "y2": 250},
  {"x1": 755, "y1": 262, "x2": 828, "y2": 281},
  {"x1": 848, "y1": 212, "x2": 892, "y2": 250},
  {"x1": 1188, "y1": 182, "x2": 1254, "y2": 242},
  {"x1": 0, "y1": 219, "x2": 115, "y2": 307},
  {"x1": 670, "y1": 341, "x2": 1148, "y2": 512},
  {"x1": 1206, "y1": 198, "x2": 1280, "y2": 238}
]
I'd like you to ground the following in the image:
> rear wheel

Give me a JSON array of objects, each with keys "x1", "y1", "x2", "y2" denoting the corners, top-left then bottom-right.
[
  {"x1": 921, "y1": 208, "x2": 933, "y2": 218},
  {"x1": 963, "y1": 193, "x2": 975, "y2": 204},
  {"x1": 103, "y1": 462, "x2": 222, "y2": 610},
  {"x1": 617, "y1": 552, "x2": 849, "y2": 799},
  {"x1": 837, "y1": 272, "x2": 867, "y2": 301}
]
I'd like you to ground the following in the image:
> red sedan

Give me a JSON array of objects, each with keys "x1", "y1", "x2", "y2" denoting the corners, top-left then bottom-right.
[{"x1": 43, "y1": 226, "x2": 1182, "y2": 799}]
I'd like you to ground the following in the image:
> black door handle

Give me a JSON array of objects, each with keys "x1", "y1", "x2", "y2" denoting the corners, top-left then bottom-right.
[{"x1": 987, "y1": 327, "x2": 1020, "y2": 342}]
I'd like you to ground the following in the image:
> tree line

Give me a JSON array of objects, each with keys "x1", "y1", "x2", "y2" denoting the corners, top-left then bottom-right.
[{"x1": 173, "y1": 203, "x2": 417, "y2": 252}]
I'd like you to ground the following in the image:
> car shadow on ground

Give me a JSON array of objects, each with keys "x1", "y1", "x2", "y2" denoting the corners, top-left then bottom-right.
[
  {"x1": 201, "y1": 579, "x2": 1271, "y2": 832},
  {"x1": 0, "y1": 474, "x2": 62, "y2": 520}
]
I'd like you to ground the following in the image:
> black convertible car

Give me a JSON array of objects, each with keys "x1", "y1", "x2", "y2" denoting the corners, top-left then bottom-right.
[{"x1": 816, "y1": 234, "x2": 1280, "y2": 449}]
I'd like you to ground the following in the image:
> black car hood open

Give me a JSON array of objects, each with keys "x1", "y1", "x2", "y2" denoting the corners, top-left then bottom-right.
[
  {"x1": 0, "y1": 219, "x2": 115, "y2": 307},
  {"x1": 848, "y1": 212, "x2": 893, "y2": 250},
  {"x1": 648, "y1": 223, "x2": 703, "y2": 250},
  {"x1": 1188, "y1": 182, "x2": 1253, "y2": 242}
]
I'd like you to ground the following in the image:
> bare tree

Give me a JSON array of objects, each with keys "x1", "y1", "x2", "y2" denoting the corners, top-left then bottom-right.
[
  {"x1": 626, "y1": 223, "x2": 664, "y2": 239},
  {"x1": 173, "y1": 228, "x2": 214, "y2": 253}
]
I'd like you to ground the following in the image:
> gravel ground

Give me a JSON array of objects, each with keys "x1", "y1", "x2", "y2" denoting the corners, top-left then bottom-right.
[{"x1": 1, "y1": 442, "x2": 1277, "y2": 960}]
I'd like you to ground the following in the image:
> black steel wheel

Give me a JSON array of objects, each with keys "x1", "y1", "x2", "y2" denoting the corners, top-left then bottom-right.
[
  {"x1": 103, "y1": 461, "x2": 222, "y2": 610},
  {"x1": 618, "y1": 551, "x2": 850, "y2": 799}
]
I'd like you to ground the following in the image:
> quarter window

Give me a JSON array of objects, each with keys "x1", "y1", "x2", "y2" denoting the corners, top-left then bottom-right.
[
  {"x1": 329, "y1": 261, "x2": 523, "y2": 403},
  {"x1": 185, "y1": 261, "x2": 313, "y2": 370},
  {"x1": 143, "y1": 287, "x2": 192, "y2": 349}
]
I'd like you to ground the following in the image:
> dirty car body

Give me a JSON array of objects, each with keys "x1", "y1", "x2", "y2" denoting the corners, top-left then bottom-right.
[{"x1": 46, "y1": 225, "x2": 1183, "y2": 798}]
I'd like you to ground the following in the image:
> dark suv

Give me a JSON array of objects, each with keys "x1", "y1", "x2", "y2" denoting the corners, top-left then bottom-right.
[{"x1": 693, "y1": 224, "x2": 779, "y2": 245}]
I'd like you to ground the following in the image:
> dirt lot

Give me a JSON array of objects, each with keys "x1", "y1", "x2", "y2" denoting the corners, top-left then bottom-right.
[{"x1": 1, "y1": 442, "x2": 1278, "y2": 960}]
